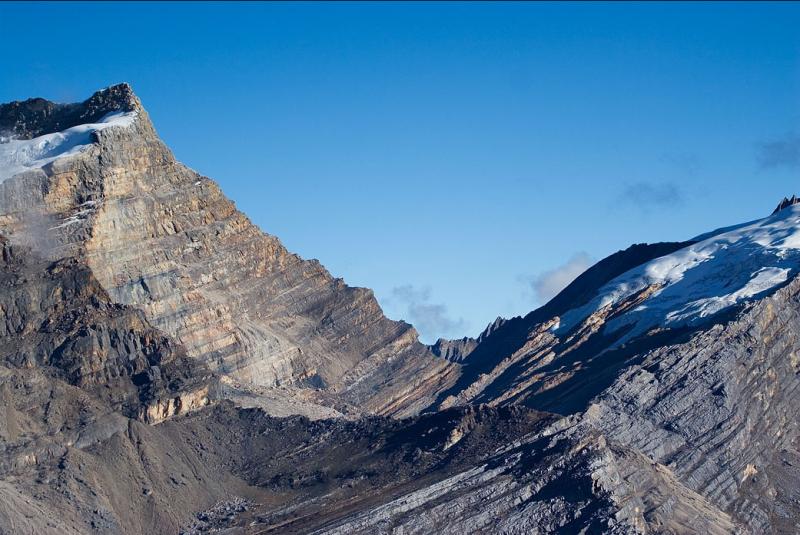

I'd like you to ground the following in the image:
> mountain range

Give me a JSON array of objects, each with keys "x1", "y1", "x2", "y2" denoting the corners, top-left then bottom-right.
[{"x1": 1, "y1": 84, "x2": 798, "y2": 534}]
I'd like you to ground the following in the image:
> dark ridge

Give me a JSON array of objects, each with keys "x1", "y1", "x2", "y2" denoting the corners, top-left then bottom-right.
[
  {"x1": 773, "y1": 194, "x2": 800, "y2": 214},
  {"x1": 0, "y1": 83, "x2": 140, "y2": 140},
  {"x1": 426, "y1": 240, "x2": 695, "y2": 413},
  {"x1": 430, "y1": 337, "x2": 478, "y2": 362},
  {"x1": 430, "y1": 317, "x2": 507, "y2": 362},
  {"x1": 0, "y1": 233, "x2": 210, "y2": 419},
  {"x1": 175, "y1": 402, "x2": 557, "y2": 533},
  {"x1": 525, "y1": 241, "x2": 696, "y2": 325}
]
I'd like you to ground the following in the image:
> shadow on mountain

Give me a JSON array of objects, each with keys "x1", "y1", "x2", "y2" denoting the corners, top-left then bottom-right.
[{"x1": 427, "y1": 241, "x2": 694, "y2": 414}]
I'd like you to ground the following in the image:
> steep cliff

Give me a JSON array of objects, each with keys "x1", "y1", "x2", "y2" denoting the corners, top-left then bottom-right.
[
  {"x1": 0, "y1": 235, "x2": 210, "y2": 423},
  {"x1": 0, "y1": 84, "x2": 457, "y2": 419}
]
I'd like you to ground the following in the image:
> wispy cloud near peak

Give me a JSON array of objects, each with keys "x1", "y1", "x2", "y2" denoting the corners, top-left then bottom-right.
[
  {"x1": 385, "y1": 284, "x2": 466, "y2": 343},
  {"x1": 528, "y1": 252, "x2": 594, "y2": 305}
]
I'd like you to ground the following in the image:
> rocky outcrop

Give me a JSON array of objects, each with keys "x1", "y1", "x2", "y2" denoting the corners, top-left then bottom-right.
[
  {"x1": 0, "y1": 83, "x2": 139, "y2": 140},
  {"x1": 430, "y1": 317, "x2": 506, "y2": 363},
  {"x1": 430, "y1": 337, "x2": 478, "y2": 363},
  {"x1": 772, "y1": 194, "x2": 800, "y2": 214},
  {"x1": 0, "y1": 235, "x2": 209, "y2": 420}
]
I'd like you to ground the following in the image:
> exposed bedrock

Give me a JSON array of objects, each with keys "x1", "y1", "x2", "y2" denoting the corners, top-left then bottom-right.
[{"x1": 0, "y1": 235, "x2": 209, "y2": 422}]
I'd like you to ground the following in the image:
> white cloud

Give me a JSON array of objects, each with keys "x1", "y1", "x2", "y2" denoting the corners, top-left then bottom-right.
[
  {"x1": 387, "y1": 284, "x2": 466, "y2": 343},
  {"x1": 530, "y1": 252, "x2": 594, "y2": 304}
]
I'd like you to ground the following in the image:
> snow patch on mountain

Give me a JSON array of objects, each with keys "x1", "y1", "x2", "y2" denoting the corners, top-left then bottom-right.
[
  {"x1": 0, "y1": 111, "x2": 137, "y2": 183},
  {"x1": 556, "y1": 204, "x2": 800, "y2": 343}
]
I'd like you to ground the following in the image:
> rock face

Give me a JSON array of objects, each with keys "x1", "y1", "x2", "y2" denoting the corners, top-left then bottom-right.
[
  {"x1": 581, "y1": 278, "x2": 800, "y2": 533},
  {"x1": 0, "y1": 84, "x2": 457, "y2": 419},
  {"x1": 0, "y1": 235, "x2": 209, "y2": 423},
  {"x1": 431, "y1": 337, "x2": 479, "y2": 362},
  {"x1": 2, "y1": 84, "x2": 800, "y2": 534}
]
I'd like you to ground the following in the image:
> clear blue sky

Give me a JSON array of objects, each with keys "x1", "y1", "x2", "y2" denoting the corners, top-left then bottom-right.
[{"x1": 2, "y1": 2, "x2": 799, "y2": 342}]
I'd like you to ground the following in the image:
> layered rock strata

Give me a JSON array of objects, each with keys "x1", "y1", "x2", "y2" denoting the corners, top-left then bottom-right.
[{"x1": 0, "y1": 84, "x2": 458, "y2": 419}]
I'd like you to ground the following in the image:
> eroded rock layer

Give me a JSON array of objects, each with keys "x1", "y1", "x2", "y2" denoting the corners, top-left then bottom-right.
[{"x1": 0, "y1": 235, "x2": 209, "y2": 422}]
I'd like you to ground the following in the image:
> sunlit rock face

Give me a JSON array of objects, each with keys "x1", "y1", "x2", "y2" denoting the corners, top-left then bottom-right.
[{"x1": 0, "y1": 84, "x2": 458, "y2": 419}]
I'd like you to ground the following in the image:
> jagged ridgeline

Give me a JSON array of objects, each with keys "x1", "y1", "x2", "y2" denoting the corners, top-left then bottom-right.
[{"x1": 0, "y1": 85, "x2": 799, "y2": 534}]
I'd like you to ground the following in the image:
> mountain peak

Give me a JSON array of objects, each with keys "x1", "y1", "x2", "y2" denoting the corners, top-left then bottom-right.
[
  {"x1": 0, "y1": 82, "x2": 142, "y2": 140},
  {"x1": 0, "y1": 83, "x2": 454, "y2": 420}
]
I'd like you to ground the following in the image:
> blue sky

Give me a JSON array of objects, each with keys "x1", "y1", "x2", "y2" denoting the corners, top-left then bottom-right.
[{"x1": 2, "y1": 2, "x2": 800, "y2": 342}]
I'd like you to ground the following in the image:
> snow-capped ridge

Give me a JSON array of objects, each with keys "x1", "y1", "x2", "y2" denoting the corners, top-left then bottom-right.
[
  {"x1": 556, "y1": 203, "x2": 800, "y2": 344},
  {"x1": 773, "y1": 194, "x2": 800, "y2": 214},
  {"x1": 0, "y1": 111, "x2": 137, "y2": 184},
  {"x1": 0, "y1": 82, "x2": 143, "y2": 142}
]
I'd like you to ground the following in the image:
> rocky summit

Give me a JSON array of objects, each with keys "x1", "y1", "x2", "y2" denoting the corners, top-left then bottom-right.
[{"x1": 0, "y1": 84, "x2": 799, "y2": 534}]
